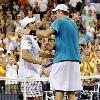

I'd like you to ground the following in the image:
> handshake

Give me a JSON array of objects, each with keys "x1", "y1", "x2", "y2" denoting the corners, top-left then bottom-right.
[
  {"x1": 39, "y1": 59, "x2": 53, "y2": 77},
  {"x1": 38, "y1": 58, "x2": 53, "y2": 67}
]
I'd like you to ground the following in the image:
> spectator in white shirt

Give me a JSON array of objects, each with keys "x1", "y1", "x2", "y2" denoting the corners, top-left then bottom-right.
[
  {"x1": 6, "y1": 57, "x2": 18, "y2": 86},
  {"x1": 86, "y1": 22, "x2": 95, "y2": 40},
  {"x1": 38, "y1": 0, "x2": 48, "y2": 20},
  {"x1": 14, "y1": 14, "x2": 22, "y2": 33},
  {"x1": 84, "y1": 1, "x2": 96, "y2": 15}
]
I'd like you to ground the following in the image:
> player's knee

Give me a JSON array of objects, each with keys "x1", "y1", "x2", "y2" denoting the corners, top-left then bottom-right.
[{"x1": 67, "y1": 91, "x2": 76, "y2": 100}]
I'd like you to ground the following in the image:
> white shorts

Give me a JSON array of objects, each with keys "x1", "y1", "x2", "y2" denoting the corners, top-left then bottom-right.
[{"x1": 49, "y1": 61, "x2": 83, "y2": 91}]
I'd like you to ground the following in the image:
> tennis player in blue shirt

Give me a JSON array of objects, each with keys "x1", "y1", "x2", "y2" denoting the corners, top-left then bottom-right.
[{"x1": 36, "y1": 4, "x2": 82, "y2": 100}]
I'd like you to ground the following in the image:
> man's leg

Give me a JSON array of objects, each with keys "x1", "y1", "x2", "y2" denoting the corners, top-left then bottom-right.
[
  {"x1": 67, "y1": 91, "x2": 77, "y2": 100},
  {"x1": 34, "y1": 96, "x2": 42, "y2": 100},
  {"x1": 26, "y1": 97, "x2": 34, "y2": 100},
  {"x1": 55, "y1": 90, "x2": 64, "y2": 100}
]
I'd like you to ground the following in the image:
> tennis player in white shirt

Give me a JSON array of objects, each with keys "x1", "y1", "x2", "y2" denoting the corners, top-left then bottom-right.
[{"x1": 18, "y1": 17, "x2": 53, "y2": 100}]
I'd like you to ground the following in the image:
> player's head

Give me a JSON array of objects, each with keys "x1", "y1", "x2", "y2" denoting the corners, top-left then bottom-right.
[
  {"x1": 52, "y1": 4, "x2": 69, "y2": 18},
  {"x1": 20, "y1": 17, "x2": 35, "y2": 30},
  {"x1": 19, "y1": 17, "x2": 36, "y2": 36}
]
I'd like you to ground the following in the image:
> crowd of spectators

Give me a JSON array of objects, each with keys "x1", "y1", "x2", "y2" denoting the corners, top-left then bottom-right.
[{"x1": 0, "y1": 0, "x2": 100, "y2": 94}]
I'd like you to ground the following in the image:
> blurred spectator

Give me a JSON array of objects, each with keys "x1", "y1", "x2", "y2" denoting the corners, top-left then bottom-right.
[
  {"x1": 86, "y1": 22, "x2": 95, "y2": 40},
  {"x1": 94, "y1": 38, "x2": 100, "y2": 50},
  {"x1": 28, "y1": 0, "x2": 36, "y2": 7},
  {"x1": 0, "y1": 38, "x2": 5, "y2": 57},
  {"x1": 75, "y1": 0, "x2": 83, "y2": 12},
  {"x1": 80, "y1": 9, "x2": 87, "y2": 20},
  {"x1": 18, "y1": 0, "x2": 28, "y2": 6},
  {"x1": 94, "y1": 62, "x2": 100, "y2": 75},
  {"x1": 19, "y1": 10, "x2": 25, "y2": 19},
  {"x1": 14, "y1": 14, "x2": 22, "y2": 33},
  {"x1": 38, "y1": 0, "x2": 48, "y2": 20},
  {"x1": 3, "y1": 32, "x2": 14, "y2": 51},
  {"x1": 6, "y1": 55, "x2": 18, "y2": 77},
  {"x1": 0, "y1": 33, "x2": 4, "y2": 44},
  {"x1": 93, "y1": 62, "x2": 100, "y2": 94},
  {"x1": 0, "y1": 47, "x2": 4, "y2": 58},
  {"x1": 96, "y1": 18, "x2": 100, "y2": 35},
  {"x1": 93, "y1": 49, "x2": 100, "y2": 66},
  {"x1": 5, "y1": 57, "x2": 18, "y2": 93},
  {"x1": 82, "y1": 10, "x2": 97, "y2": 27},
  {"x1": 0, "y1": 57, "x2": 7, "y2": 92},
  {"x1": 32, "y1": 2, "x2": 40, "y2": 22},
  {"x1": 84, "y1": 0, "x2": 96, "y2": 14},
  {"x1": 5, "y1": 14, "x2": 15, "y2": 32},
  {"x1": 28, "y1": 0, "x2": 48, "y2": 20},
  {"x1": 89, "y1": 42, "x2": 97, "y2": 60},
  {"x1": 0, "y1": 9, "x2": 5, "y2": 33},
  {"x1": 39, "y1": 13, "x2": 50, "y2": 30},
  {"x1": 69, "y1": 0, "x2": 82, "y2": 12},
  {"x1": 0, "y1": 57, "x2": 6, "y2": 77},
  {"x1": 20, "y1": 5, "x2": 25, "y2": 12},
  {"x1": 13, "y1": 1, "x2": 20, "y2": 17},
  {"x1": 79, "y1": 28, "x2": 91, "y2": 44},
  {"x1": 32, "y1": 2, "x2": 40, "y2": 14},
  {"x1": 27, "y1": 9, "x2": 33, "y2": 18},
  {"x1": 80, "y1": 51, "x2": 95, "y2": 76}
]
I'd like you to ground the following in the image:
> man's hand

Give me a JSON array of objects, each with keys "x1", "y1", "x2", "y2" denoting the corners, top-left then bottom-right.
[
  {"x1": 37, "y1": 59, "x2": 42, "y2": 65},
  {"x1": 40, "y1": 65, "x2": 45, "y2": 76},
  {"x1": 41, "y1": 59, "x2": 48, "y2": 66}
]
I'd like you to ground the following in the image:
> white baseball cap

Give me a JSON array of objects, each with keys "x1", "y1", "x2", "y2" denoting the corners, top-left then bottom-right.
[
  {"x1": 7, "y1": 50, "x2": 11, "y2": 54},
  {"x1": 20, "y1": 17, "x2": 35, "y2": 28},
  {"x1": 52, "y1": 4, "x2": 69, "y2": 12}
]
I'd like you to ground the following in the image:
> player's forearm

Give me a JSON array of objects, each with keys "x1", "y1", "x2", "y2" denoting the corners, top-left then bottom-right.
[
  {"x1": 36, "y1": 29, "x2": 54, "y2": 38},
  {"x1": 22, "y1": 53, "x2": 41, "y2": 65},
  {"x1": 36, "y1": 30, "x2": 48, "y2": 38}
]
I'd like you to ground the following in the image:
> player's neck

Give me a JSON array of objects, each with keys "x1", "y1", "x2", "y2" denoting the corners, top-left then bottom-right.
[{"x1": 61, "y1": 15, "x2": 69, "y2": 18}]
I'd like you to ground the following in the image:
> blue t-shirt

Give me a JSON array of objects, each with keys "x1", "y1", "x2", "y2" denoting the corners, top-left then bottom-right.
[{"x1": 50, "y1": 18, "x2": 80, "y2": 63}]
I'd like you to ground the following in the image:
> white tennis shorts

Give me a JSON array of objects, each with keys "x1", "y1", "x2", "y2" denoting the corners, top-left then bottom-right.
[{"x1": 49, "y1": 61, "x2": 83, "y2": 91}]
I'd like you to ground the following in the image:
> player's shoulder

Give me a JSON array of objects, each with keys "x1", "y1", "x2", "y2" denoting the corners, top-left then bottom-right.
[
  {"x1": 54, "y1": 18, "x2": 64, "y2": 23},
  {"x1": 59, "y1": 17, "x2": 74, "y2": 23},
  {"x1": 53, "y1": 18, "x2": 67, "y2": 25}
]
